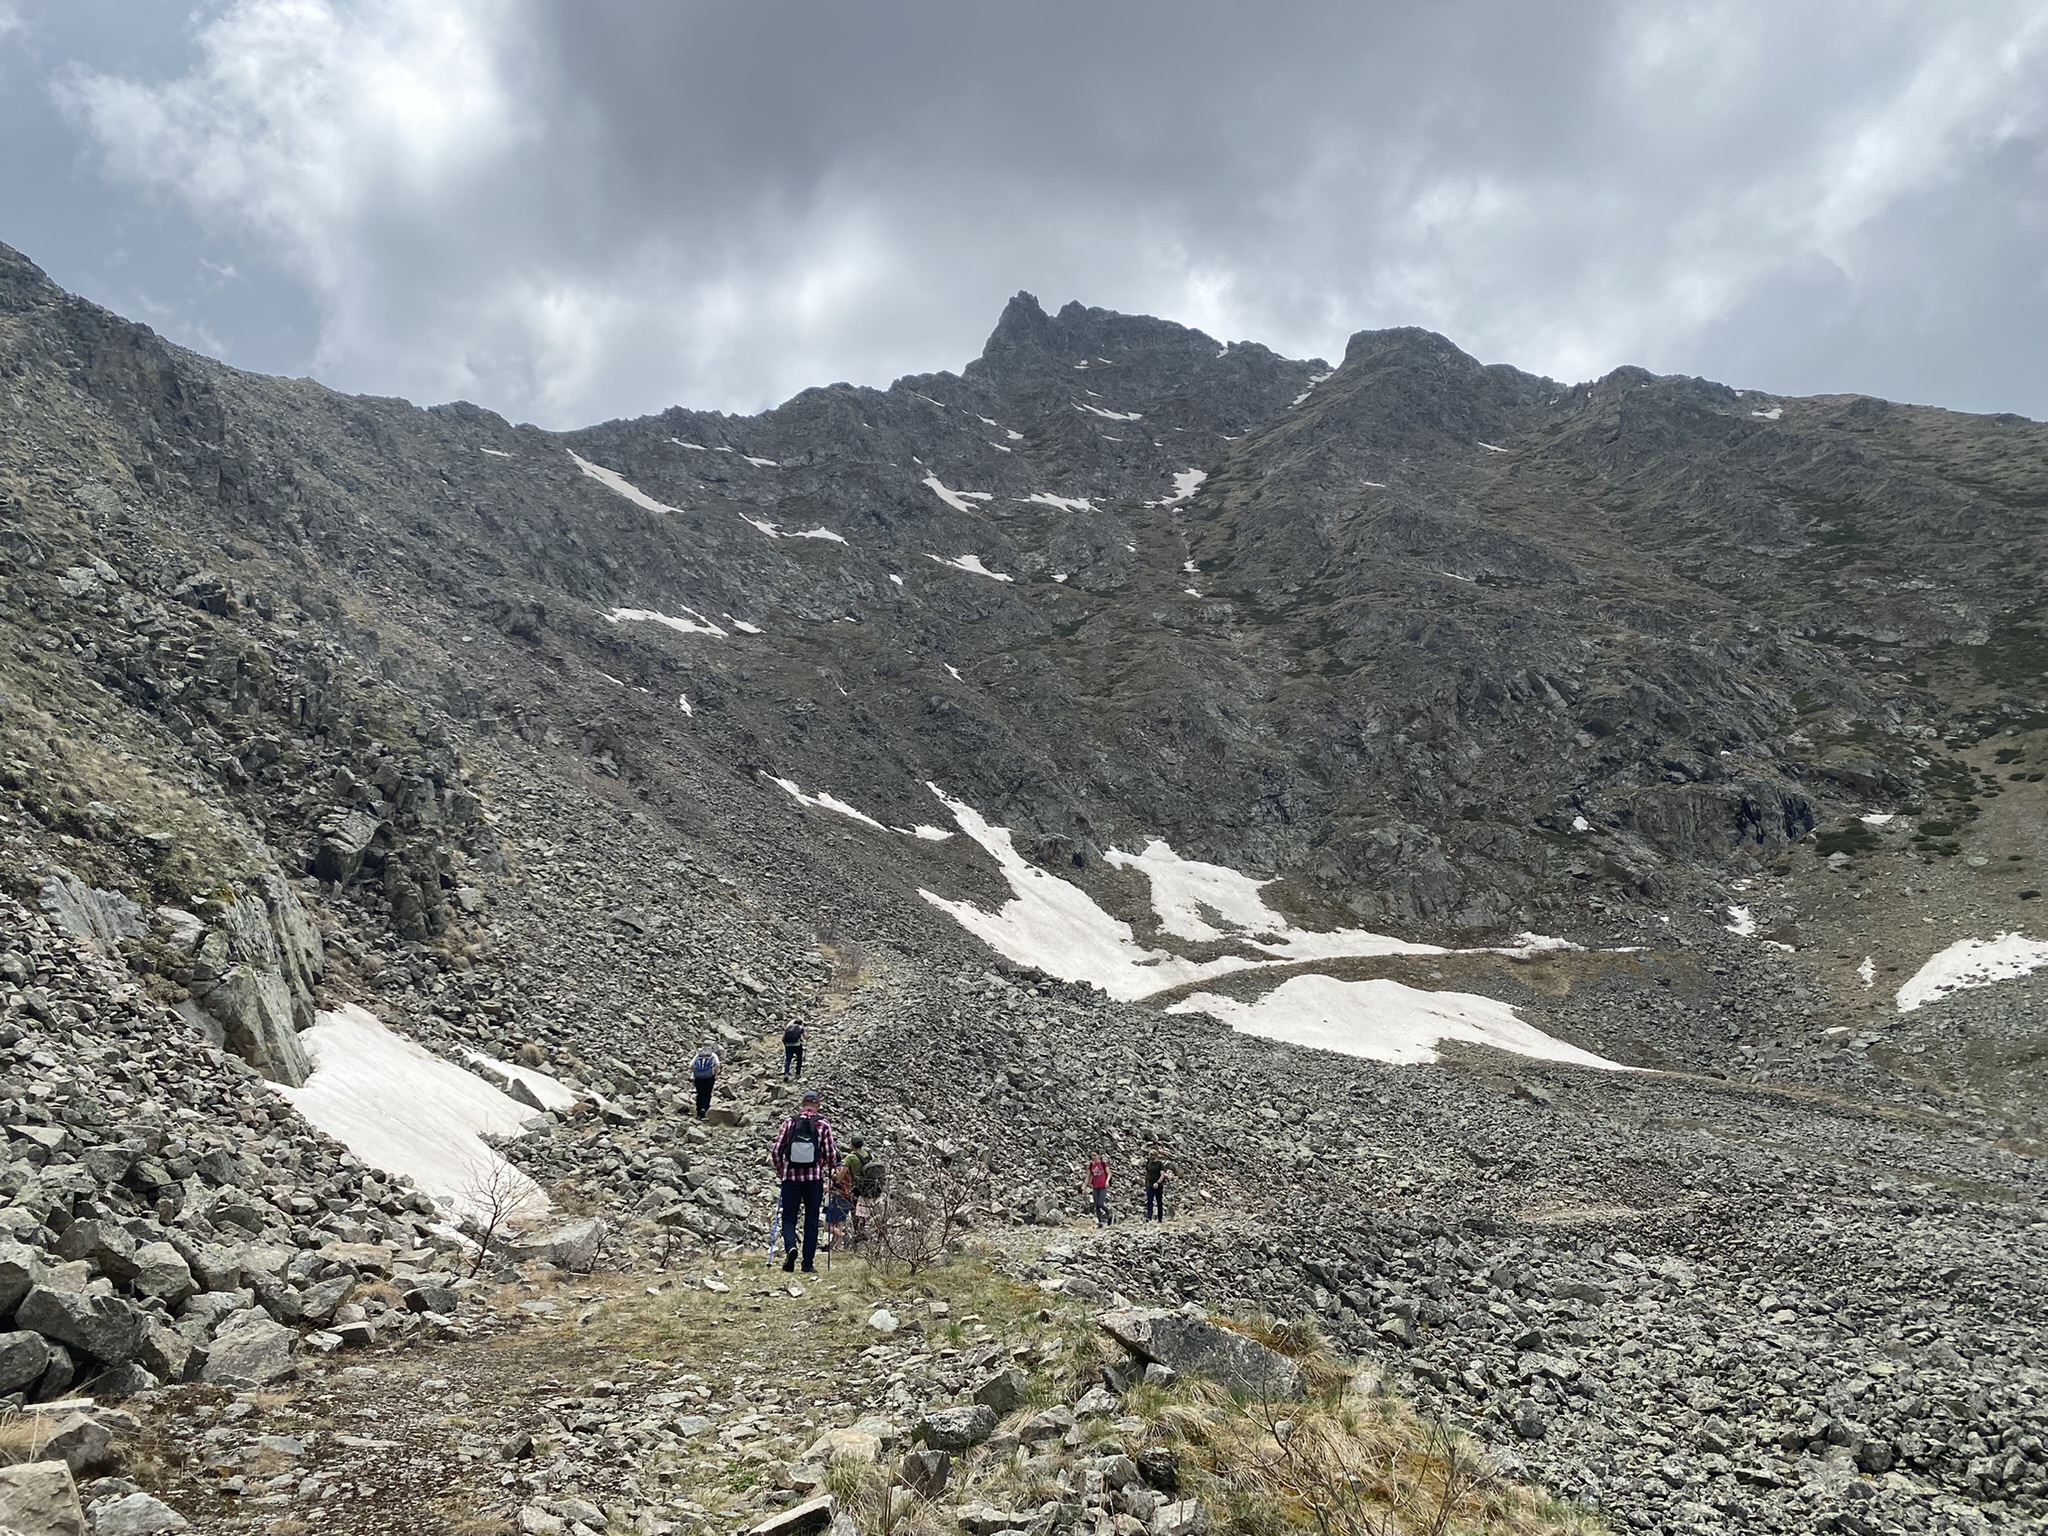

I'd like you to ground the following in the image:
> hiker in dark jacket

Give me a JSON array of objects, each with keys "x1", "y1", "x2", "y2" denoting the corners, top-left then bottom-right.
[
  {"x1": 782, "y1": 1021, "x2": 807, "y2": 1080},
  {"x1": 770, "y1": 1088, "x2": 838, "y2": 1272},
  {"x1": 1143, "y1": 1149, "x2": 1172, "y2": 1222},
  {"x1": 690, "y1": 1045, "x2": 720, "y2": 1120}
]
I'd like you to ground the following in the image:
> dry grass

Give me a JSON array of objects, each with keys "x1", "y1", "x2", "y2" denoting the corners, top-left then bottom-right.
[{"x1": 0, "y1": 1409, "x2": 57, "y2": 1466}]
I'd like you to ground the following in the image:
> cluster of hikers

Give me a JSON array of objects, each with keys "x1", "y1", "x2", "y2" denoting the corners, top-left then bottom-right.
[{"x1": 690, "y1": 1026, "x2": 1172, "y2": 1274}]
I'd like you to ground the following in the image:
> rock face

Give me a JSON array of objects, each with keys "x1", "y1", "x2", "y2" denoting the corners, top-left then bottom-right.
[
  {"x1": 1100, "y1": 1306, "x2": 1304, "y2": 1400},
  {"x1": 0, "y1": 1460, "x2": 85, "y2": 1536}
]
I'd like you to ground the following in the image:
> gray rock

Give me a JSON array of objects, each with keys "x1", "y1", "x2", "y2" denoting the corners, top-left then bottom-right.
[
  {"x1": 295, "y1": 1275, "x2": 355, "y2": 1325},
  {"x1": 52, "y1": 1225, "x2": 136, "y2": 1286},
  {"x1": 1099, "y1": 1307, "x2": 1303, "y2": 1400},
  {"x1": 195, "y1": 965, "x2": 310, "y2": 1087},
  {"x1": 85, "y1": 1491, "x2": 187, "y2": 1534},
  {"x1": 33, "y1": 1413, "x2": 112, "y2": 1475},
  {"x1": 746, "y1": 1495, "x2": 835, "y2": 1536},
  {"x1": 15, "y1": 1289, "x2": 145, "y2": 1366},
  {"x1": 0, "y1": 1241, "x2": 50, "y2": 1314},
  {"x1": 914, "y1": 1403, "x2": 997, "y2": 1452},
  {"x1": 0, "y1": 1330, "x2": 51, "y2": 1395},
  {"x1": 971, "y1": 1366, "x2": 1029, "y2": 1416},
  {"x1": 197, "y1": 1312, "x2": 295, "y2": 1388},
  {"x1": 955, "y1": 1505, "x2": 1034, "y2": 1536},
  {"x1": 125, "y1": 1246, "x2": 194, "y2": 1309},
  {"x1": 0, "y1": 1459, "x2": 84, "y2": 1536},
  {"x1": 899, "y1": 1448, "x2": 950, "y2": 1497},
  {"x1": 36, "y1": 875, "x2": 146, "y2": 959}
]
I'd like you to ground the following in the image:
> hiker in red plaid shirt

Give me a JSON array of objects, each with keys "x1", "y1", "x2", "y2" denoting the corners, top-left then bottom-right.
[{"x1": 770, "y1": 1087, "x2": 839, "y2": 1272}]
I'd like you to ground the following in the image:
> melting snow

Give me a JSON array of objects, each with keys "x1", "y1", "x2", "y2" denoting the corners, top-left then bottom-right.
[
  {"x1": 923, "y1": 476, "x2": 995, "y2": 515},
  {"x1": 1896, "y1": 933, "x2": 2048, "y2": 1012},
  {"x1": 1168, "y1": 975, "x2": 1631, "y2": 1070},
  {"x1": 1570, "y1": 816, "x2": 1591, "y2": 833},
  {"x1": 746, "y1": 517, "x2": 848, "y2": 544},
  {"x1": 1751, "y1": 406, "x2": 1784, "y2": 421},
  {"x1": 1725, "y1": 905, "x2": 1758, "y2": 937},
  {"x1": 1074, "y1": 402, "x2": 1143, "y2": 422},
  {"x1": 273, "y1": 1005, "x2": 558, "y2": 1219},
  {"x1": 1052, "y1": 574, "x2": 1069, "y2": 583},
  {"x1": 1166, "y1": 469, "x2": 1207, "y2": 504},
  {"x1": 1289, "y1": 371, "x2": 1336, "y2": 408},
  {"x1": 677, "y1": 694, "x2": 693, "y2": 716},
  {"x1": 461, "y1": 1050, "x2": 579, "y2": 1114},
  {"x1": 744, "y1": 455, "x2": 779, "y2": 468},
  {"x1": 925, "y1": 553, "x2": 1013, "y2": 582},
  {"x1": 1861, "y1": 812, "x2": 1895, "y2": 826},
  {"x1": 768, "y1": 776, "x2": 889, "y2": 832},
  {"x1": 479, "y1": 447, "x2": 512, "y2": 458},
  {"x1": 888, "y1": 574, "x2": 905, "y2": 586},
  {"x1": 1026, "y1": 493, "x2": 1094, "y2": 513},
  {"x1": 920, "y1": 804, "x2": 1584, "y2": 1004},
  {"x1": 569, "y1": 452, "x2": 679, "y2": 515},
  {"x1": 944, "y1": 664, "x2": 963, "y2": 680},
  {"x1": 604, "y1": 606, "x2": 725, "y2": 638},
  {"x1": 1183, "y1": 588, "x2": 1203, "y2": 598},
  {"x1": 1858, "y1": 955, "x2": 1875, "y2": 987},
  {"x1": 1476, "y1": 442, "x2": 1510, "y2": 454},
  {"x1": 908, "y1": 825, "x2": 954, "y2": 842},
  {"x1": 597, "y1": 671, "x2": 625, "y2": 687},
  {"x1": 669, "y1": 439, "x2": 707, "y2": 450},
  {"x1": 727, "y1": 618, "x2": 764, "y2": 635}
]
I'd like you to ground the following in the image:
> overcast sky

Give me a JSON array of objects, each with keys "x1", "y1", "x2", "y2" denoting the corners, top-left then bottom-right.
[{"x1": 1, "y1": 1, "x2": 2042, "y2": 428}]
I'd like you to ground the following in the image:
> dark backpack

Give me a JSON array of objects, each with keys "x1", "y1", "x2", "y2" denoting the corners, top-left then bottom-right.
[
  {"x1": 783, "y1": 1024, "x2": 805, "y2": 1046},
  {"x1": 782, "y1": 1113, "x2": 821, "y2": 1167},
  {"x1": 692, "y1": 1051, "x2": 718, "y2": 1079},
  {"x1": 855, "y1": 1158, "x2": 885, "y2": 1198}
]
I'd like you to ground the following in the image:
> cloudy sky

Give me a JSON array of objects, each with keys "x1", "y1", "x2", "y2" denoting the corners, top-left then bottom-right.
[{"x1": 1, "y1": 1, "x2": 2042, "y2": 427}]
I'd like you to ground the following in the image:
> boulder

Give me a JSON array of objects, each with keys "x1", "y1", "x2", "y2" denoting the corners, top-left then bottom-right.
[
  {"x1": 900, "y1": 1448, "x2": 950, "y2": 1497},
  {"x1": 125, "y1": 1245, "x2": 192, "y2": 1308},
  {"x1": 198, "y1": 1313, "x2": 295, "y2": 1388},
  {"x1": 0, "y1": 1241, "x2": 50, "y2": 1313},
  {"x1": 971, "y1": 1367, "x2": 1029, "y2": 1416},
  {"x1": 914, "y1": 1404, "x2": 997, "y2": 1452},
  {"x1": 135, "y1": 1321, "x2": 194, "y2": 1386},
  {"x1": 314, "y1": 810, "x2": 385, "y2": 887},
  {"x1": 521, "y1": 1219, "x2": 603, "y2": 1272},
  {"x1": 83, "y1": 1491, "x2": 187, "y2": 1534},
  {"x1": 1152, "y1": 1499, "x2": 1209, "y2": 1536},
  {"x1": 955, "y1": 1505, "x2": 1034, "y2": 1535},
  {"x1": 15, "y1": 1289, "x2": 145, "y2": 1366},
  {"x1": 52, "y1": 1223, "x2": 136, "y2": 1284},
  {"x1": 801, "y1": 1428, "x2": 881, "y2": 1466},
  {"x1": 0, "y1": 1330, "x2": 51, "y2": 1395},
  {"x1": 0, "y1": 1460, "x2": 84, "y2": 1536},
  {"x1": 747, "y1": 1494, "x2": 836, "y2": 1536},
  {"x1": 195, "y1": 966, "x2": 310, "y2": 1087},
  {"x1": 32, "y1": 1413, "x2": 112, "y2": 1476},
  {"x1": 1099, "y1": 1307, "x2": 1302, "y2": 1400},
  {"x1": 294, "y1": 1275, "x2": 355, "y2": 1325},
  {"x1": 1018, "y1": 1406, "x2": 1073, "y2": 1445}
]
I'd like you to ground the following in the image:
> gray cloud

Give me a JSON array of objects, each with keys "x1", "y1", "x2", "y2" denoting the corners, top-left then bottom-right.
[{"x1": 2, "y1": 0, "x2": 2041, "y2": 425}]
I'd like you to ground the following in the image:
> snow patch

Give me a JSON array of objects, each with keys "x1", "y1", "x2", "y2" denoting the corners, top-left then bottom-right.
[
  {"x1": 744, "y1": 455, "x2": 779, "y2": 468},
  {"x1": 944, "y1": 664, "x2": 963, "y2": 681},
  {"x1": 1026, "y1": 493, "x2": 1093, "y2": 514},
  {"x1": 1858, "y1": 955, "x2": 1875, "y2": 987},
  {"x1": 1166, "y1": 469, "x2": 1207, "y2": 504},
  {"x1": 925, "y1": 553, "x2": 1013, "y2": 582},
  {"x1": 768, "y1": 776, "x2": 888, "y2": 832},
  {"x1": 273, "y1": 1005, "x2": 556, "y2": 1220},
  {"x1": 1074, "y1": 402, "x2": 1142, "y2": 422},
  {"x1": 888, "y1": 574, "x2": 905, "y2": 587},
  {"x1": 1751, "y1": 406, "x2": 1784, "y2": 421},
  {"x1": 1476, "y1": 442, "x2": 1510, "y2": 454},
  {"x1": 1861, "y1": 812, "x2": 1895, "y2": 826},
  {"x1": 923, "y1": 476, "x2": 995, "y2": 515},
  {"x1": 1168, "y1": 975, "x2": 1631, "y2": 1071},
  {"x1": 677, "y1": 694, "x2": 693, "y2": 717},
  {"x1": 908, "y1": 825, "x2": 953, "y2": 842},
  {"x1": 1570, "y1": 816, "x2": 1591, "y2": 833},
  {"x1": 461, "y1": 1050, "x2": 579, "y2": 1114},
  {"x1": 669, "y1": 439, "x2": 707, "y2": 450},
  {"x1": 569, "y1": 452, "x2": 678, "y2": 515},
  {"x1": 479, "y1": 447, "x2": 512, "y2": 458},
  {"x1": 604, "y1": 606, "x2": 725, "y2": 638},
  {"x1": 1896, "y1": 933, "x2": 2048, "y2": 1012},
  {"x1": 726, "y1": 617, "x2": 764, "y2": 635},
  {"x1": 1725, "y1": 905, "x2": 1757, "y2": 937},
  {"x1": 743, "y1": 517, "x2": 848, "y2": 544}
]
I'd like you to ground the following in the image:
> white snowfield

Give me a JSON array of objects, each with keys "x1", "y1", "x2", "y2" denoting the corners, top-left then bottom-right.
[
  {"x1": 1751, "y1": 406, "x2": 1784, "y2": 421},
  {"x1": 272, "y1": 1005, "x2": 560, "y2": 1221},
  {"x1": 1166, "y1": 469, "x2": 1207, "y2": 504},
  {"x1": 922, "y1": 476, "x2": 994, "y2": 515},
  {"x1": 768, "y1": 774, "x2": 952, "y2": 841},
  {"x1": 1168, "y1": 975, "x2": 1631, "y2": 1070},
  {"x1": 1896, "y1": 933, "x2": 2048, "y2": 1013},
  {"x1": 1725, "y1": 905, "x2": 1758, "y2": 937},
  {"x1": 925, "y1": 553, "x2": 1013, "y2": 582},
  {"x1": 744, "y1": 516, "x2": 848, "y2": 544},
  {"x1": 568, "y1": 452, "x2": 679, "y2": 515},
  {"x1": 919, "y1": 792, "x2": 1577, "y2": 1006},
  {"x1": 604, "y1": 605, "x2": 725, "y2": 638},
  {"x1": 1025, "y1": 493, "x2": 1093, "y2": 513}
]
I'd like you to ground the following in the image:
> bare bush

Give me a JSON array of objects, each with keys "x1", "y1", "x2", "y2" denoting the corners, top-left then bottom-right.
[
  {"x1": 862, "y1": 1151, "x2": 991, "y2": 1276},
  {"x1": 458, "y1": 1158, "x2": 544, "y2": 1277}
]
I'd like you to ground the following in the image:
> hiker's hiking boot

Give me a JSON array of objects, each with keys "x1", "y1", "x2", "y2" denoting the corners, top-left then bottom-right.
[{"x1": 783, "y1": 1251, "x2": 797, "y2": 1273}]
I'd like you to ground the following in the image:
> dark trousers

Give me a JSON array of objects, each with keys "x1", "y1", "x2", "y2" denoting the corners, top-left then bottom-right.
[
  {"x1": 781, "y1": 1179, "x2": 823, "y2": 1269},
  {"x1": 1146, "y1": 1186, "x2": 1164, "y2": 1221},
  {"x1": 783, "y1": 1042, "x2": 804, "y2": 1078},
  {"x1": 693, "y1": 1077, "x2": 714, "y2": 1118},
  {"x1": 1092, "y1": 1188, "x2": 1111, "y2": 1226}
]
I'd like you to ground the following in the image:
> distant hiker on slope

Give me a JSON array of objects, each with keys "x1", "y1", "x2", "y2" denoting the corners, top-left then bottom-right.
[
  {"x1": 770, "y1": 1087, "x2": 838, "y2": 1272},
  {"x1": 841, "y1": 1134, "x2": 881, "y2": 1238},
  {"x1": 1143, "y1": 1147, "x2": 1172, "y2": 1222},
  {"x1": 1086, "y1": 1153, "x2": 1113, "y2": 1227},
  {"x1": 782, "y1": 1021, "x2": 807, "y2": 1079},
  {"x1": 690, "y1": 1045, "x2": 720, "y2": 1120}
]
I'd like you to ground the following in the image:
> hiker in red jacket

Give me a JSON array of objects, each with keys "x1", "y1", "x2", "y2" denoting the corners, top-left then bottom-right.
[
  {"x1": 770, "y1": 1088, "x2": 839, "y2": 1272},
  {"x1": 1086, "y1": 1153, "x2": 1113, "y2": 1227}
]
